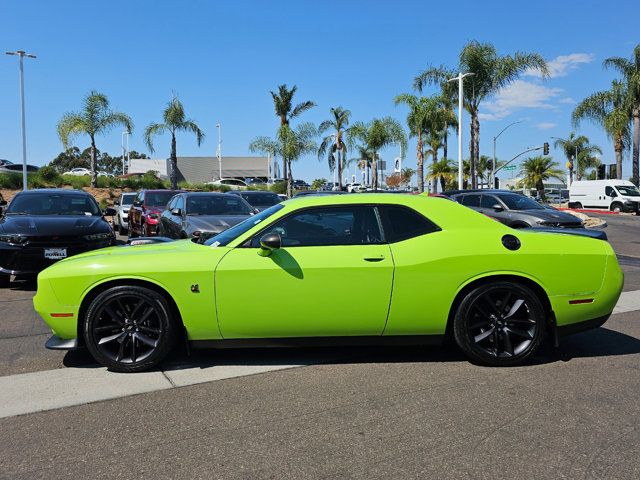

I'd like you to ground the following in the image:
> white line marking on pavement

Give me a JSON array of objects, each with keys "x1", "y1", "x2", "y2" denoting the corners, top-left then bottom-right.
[
  {"x1": 0, "y1": 363, "x2": 302, "y2": 420},
  {"x1": 612, "y1": 290, "x2": 640, "y2": 315},
  {"x1": 1, "y1": 290, "x2": 639, "y2": 420}
]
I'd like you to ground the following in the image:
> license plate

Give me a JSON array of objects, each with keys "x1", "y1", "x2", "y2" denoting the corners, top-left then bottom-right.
[{"x1": 44, "y1": 248, "x2": 67, "y2": 260}]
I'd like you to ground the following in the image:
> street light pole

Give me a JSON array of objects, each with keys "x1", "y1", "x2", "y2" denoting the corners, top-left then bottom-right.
[
  {"x1": 491, "y1": 121, "x2": 523, "y2": 188},
  {"x1": 6, "y1": 50, "x2": 36, "y2": 191},
  {"x1": 121, "y1": 130, "x2": 130, "y2": 175},
  {"x1": 216, "y1": 123, "x2": 222, "y2": 180},
  {"x1": 448, "y1": 72, "x2": 475, "y2": 190}
]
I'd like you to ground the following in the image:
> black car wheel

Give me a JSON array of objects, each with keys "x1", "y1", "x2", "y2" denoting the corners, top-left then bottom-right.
[
  {"x1": 84, "y1": 286, "x2": 177, "y2": 372},
  {"x1": 610, "y1": 202, "x2": 623, "y2": 213},
  {"x1": 453, "y1": 282, "x2": 545, "y2": 367}
]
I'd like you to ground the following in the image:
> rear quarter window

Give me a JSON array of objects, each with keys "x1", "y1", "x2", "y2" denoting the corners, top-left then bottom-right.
[{"x1": 379, "y1": 205, "x2": 440, "y2": 243}]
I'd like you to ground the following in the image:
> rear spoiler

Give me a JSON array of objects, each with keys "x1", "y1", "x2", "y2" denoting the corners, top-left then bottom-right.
[{"x1": 523, "y1": 227, "x2": 607, "y2": 241}]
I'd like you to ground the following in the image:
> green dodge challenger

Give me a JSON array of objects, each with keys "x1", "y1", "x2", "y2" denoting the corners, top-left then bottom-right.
[{"x1": 34, "y1": 194, "x2": 623, "y2": 372}]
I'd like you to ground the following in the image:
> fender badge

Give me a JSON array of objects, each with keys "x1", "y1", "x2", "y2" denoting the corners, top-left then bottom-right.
[{"x1": 190, "y1": 284, "x2": 200, "y2": 293}]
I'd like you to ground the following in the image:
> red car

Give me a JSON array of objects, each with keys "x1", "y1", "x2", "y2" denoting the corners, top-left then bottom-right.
[{"x1": 128, "y1": 189, "x2": 183, "y2": 238}]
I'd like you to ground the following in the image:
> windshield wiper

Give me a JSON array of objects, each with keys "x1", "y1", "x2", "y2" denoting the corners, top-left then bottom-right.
[{"x1": 5, "y1": 212, "x2": 28, "y2": 215}]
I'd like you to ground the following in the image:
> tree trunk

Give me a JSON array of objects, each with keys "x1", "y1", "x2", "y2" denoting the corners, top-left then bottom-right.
[
  {"x1": 169, "y1": 133, "x2": 178, "y2": 190},
  {"x1": 417, "y1": 132, "x2": 424, "y2": 193},
  {"x1": 286, "y1": 160, "x2": 293, "y2": 197},
  {"x1": 470, "y1": 109, "x2": 480, "y2": 189},
  {"x1": 537, "y1": 179, "x2": 545, "y2": 201},
  {"x1": 615, "y1": 136, "x2": 624, "y2": 180},
  {"x1": 443, "y1": 130, "x2": 448, "y2": 160},
  {"x1": 371, "y1": 153, "x2": 378, "y2": 190},
  {"x1": 282, "y1": 158, "x2": 287, "y2": 184},
  {"x1": 90, "y1": 136, "x2": 97, "y2": 188},
  {"x1": 632, "y1": 108, "x2": 640, "y2": 186},
  {"x1": 431, "y1": 148, "x2": 438, "y2": 193},
  {"x1": 439, "y1": 175, "x2": 446, "y2": 192},
  {"x1": 337, "y1": 148, "x2": 343, "y2": 190}
]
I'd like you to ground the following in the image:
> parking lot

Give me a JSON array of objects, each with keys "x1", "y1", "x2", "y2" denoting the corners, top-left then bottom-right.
[{"x1": 1, "y1": 214, "x2": 639, "y2": 479}]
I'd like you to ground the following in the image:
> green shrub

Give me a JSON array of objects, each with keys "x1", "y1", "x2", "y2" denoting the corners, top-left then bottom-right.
[
  {"x1": 38, "y1": 165, "x2": 62, "y2": 185},
  {"x1": 0, "y1": 173, "x2": 23, "y2": 189},
  {"x1": 62, "y1": 175, "x2": 91, "y2": 189},
  {"x1": 269, "y1": 181, "x2": 287, "y2": 194}
]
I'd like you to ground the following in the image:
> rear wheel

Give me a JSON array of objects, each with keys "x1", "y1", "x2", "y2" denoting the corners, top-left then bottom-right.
[
  {"x1": 83, "y1": 286, "x2": 177, "y2": 372},
  {"x1": 453, "y1": 282, "x2": 545, "y2": 367}
]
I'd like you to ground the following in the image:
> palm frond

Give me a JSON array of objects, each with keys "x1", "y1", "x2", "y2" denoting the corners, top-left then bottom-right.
[{"x1": 143, "y1": 123, "x2": 167, "y2": 154}]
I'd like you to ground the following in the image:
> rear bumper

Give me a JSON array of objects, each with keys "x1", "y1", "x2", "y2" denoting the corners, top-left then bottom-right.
[
  {"x1": 557, "y1": 314, "x2": 610, "y2": 337},
  {"x1": 45, "y1": 335, "x2": 78, "y2": 350}
]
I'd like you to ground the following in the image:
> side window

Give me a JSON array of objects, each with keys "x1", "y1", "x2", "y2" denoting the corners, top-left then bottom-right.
[
  {"x1": 480, "y1": 195, "x2": 497, "y2": 208},
  {"x1": 379, "y1": 205, "x2": 440, "y2": 243},
  {"x1": 605, "y1": 186, "x2": 617, "y2": 197},
  {"x1": 250, "y1": 206, "x2": 382, "y2": 247},
  {"x1": 167, "y1": 197, "x2": 176, "y2": 210},
  {"x1": 175, "y1": 196, "x2": 184, "y2": 211},
  {"x1": 462, "y1": 194, "x2": 481, "y2": 207}
]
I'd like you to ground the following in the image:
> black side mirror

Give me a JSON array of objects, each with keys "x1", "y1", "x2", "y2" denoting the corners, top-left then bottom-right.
[
  {"x1": 258, "y1": 233, "x2": 281, "y2": 256},
  {"x1": 171, "y1": 208, "x2": 182, "y2": 216},
  {"x1": 492, "y1": 204, "x2": 504, "y2": 212},
  {"x1": 0, "y1": 200, "x2": 7, "y2": 207},
  {"x1": 114, "y1": 200, "x2": 120, "y2": 206},
  {"x1": 104, "y1": 207, "x2": 117, "y2": 216}
]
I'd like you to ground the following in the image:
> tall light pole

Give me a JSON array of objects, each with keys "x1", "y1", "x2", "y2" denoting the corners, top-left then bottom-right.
[
  {"x1": 121, "y1": 130, "x2": 130, "y2": 175},
  {"x1": 448, "y1": 72, "x2": 475, "y2": 189},
  {"x1": 6, "y1": 50, "x2": 36, "y2": 191},
  {"x1": 491, "y1": 121, "x2": 523, "y2": 188},
  {"x1": 216, "y1": 123, "x2": 222, "y2": 180}
]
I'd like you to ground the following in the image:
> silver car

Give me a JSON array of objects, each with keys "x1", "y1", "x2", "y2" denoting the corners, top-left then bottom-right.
[{"x1": 113, "y1": 192, "x2": 138, "y2": 235}]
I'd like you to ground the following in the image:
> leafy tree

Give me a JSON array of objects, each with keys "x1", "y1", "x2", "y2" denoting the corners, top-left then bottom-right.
[
  {"x1": 519, "y1": 156, "x2": 564, "y2": 200},
  {"x1": 427, "y1": 158, "x2": 455, "y2": 192},
  {"x1": 318, "y1": 107, "x2": 356, "y2": 190},
  {"x1": 50, "y1": 147, "x2": 88, "y2": 173},
  {"x1": 269, "y1": 84, "x2": 315, "y2": 186},
  {"x1": 573, "y1": 81, "x2": 631, "y2": 180},
  {"x1": 57, "y1": 91, "x2": 133, "y2": 187},
  {"x1": 311, "y1": 178, "x2": 327, "y2": 190},
  {"x1": 144, "y1": 96, "x2": 205, "y2": 189},
  {"x1": 424, "y1": 131, "x2": 444, "y2": 192},
  {"x1": 415, "y1": 41, "x2": 548, "y2": 188},
  {"x1": 349, "y1": 117, "x2": 406, "y2": 189},
  {"x1": 603, "y1": 45, "x2": 640, "y2": 185}
]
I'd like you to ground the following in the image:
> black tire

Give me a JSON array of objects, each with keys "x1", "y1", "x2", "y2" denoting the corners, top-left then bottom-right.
[
  {"x1": 83, "y1": 285, "x2": 177, "y2": 372},
  {"x1": 0, "y1": 274, "x2": 10, "y2": 288},
  {"x1": 610, "y1": 202, "x2": 623, "y2": 213},
  {"x1": 453, "y1": 282, "x2": 546, "y2": 367}
]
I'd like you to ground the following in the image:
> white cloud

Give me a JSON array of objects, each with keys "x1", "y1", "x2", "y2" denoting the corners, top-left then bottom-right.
[
  {"x1": 535, "y1": 122, "x2": 557, "y2": 130},
  {"x1": 526, "y1": 53, "x2": 595, "y2": 78},
  {"x1": 479, "y1": 80, "x2": 563, "y2": 121}
]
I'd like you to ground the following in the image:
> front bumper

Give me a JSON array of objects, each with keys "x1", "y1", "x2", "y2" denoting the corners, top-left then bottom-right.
[{"x1": 45, "y1": 335, "x2": 78, "y2": 350}]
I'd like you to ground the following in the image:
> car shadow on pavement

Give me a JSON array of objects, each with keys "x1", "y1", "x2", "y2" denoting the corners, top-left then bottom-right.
[
  {"x1": 61, "y1": 326, "x2": 640, "y2": 372},
  {"x1": 6, "y1": 278, "x2": 37, "y2": 292}
]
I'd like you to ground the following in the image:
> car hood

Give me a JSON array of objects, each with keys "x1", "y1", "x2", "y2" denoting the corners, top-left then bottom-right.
[
  {"x1": 0, "y1": 215, "x2": 111, "y2": 236},
  {"x1": 518, "y1": 209, "x2": 582, "y2": 223},
  {"x1": 186, "y1": 215, "x2": 250, "y2": 232}
]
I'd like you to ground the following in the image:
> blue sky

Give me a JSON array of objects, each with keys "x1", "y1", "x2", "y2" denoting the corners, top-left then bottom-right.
[{"x1": 1, "y1": 0, "x2": 638, "y2": 182}]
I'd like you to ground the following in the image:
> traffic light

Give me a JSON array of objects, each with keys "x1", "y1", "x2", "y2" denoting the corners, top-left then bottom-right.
[
  {"x1": 597, "y1": 164, "x2": 606, "y2": 180},
  {"x1": 543, "y1": 142, "x2": 549, "y2": 155}
]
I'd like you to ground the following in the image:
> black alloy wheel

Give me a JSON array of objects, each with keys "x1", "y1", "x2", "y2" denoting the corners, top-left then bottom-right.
[
  {"x1": 84, "y1": 286, "x2": 177, "y2": 372},
  {"x1": 453, "y1": 282, "x2": 545, "y2": 366}
]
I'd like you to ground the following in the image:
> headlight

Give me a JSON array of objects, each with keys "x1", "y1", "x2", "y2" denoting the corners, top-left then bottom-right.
[
  {"x1": 0, "y1": 234, "x2": 28, "y2": 245},
  {"x1": 83, "y1": 232, "x2": 113, "y2": 241}
]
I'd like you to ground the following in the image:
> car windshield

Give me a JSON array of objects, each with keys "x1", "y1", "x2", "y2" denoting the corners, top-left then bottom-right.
[
  {"x1": 6, "y1": 193, "x2": 101, "y2": 216},
  {"x1": 616, "y1": 185, "x2": 640, "y2": 197},
  {"x1": 241, "y1": 192, "x2": 280, "y2": 206},
  {"x1": 496, "y1": 194, "x2": 544, "y2": 210},
  {"x1": 146, "y1": 191, "x2": 180, "y2": 207},
  {"x1": 121, "y1": 193, "x2": 137, "y2": 205},
  {"x1": 204, "y1": 204, "x2": 284, "y2": 247},
  {"x1": 186, "y1": 195, "x2": 253, "y2": 216}
]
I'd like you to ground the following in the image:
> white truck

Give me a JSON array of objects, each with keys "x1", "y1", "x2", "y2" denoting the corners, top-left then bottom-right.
[{"x1": 569, "y1": 179, "x2": 640, "y2": 213}]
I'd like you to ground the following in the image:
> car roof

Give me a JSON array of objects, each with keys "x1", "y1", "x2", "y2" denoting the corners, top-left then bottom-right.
[
  {"x1": 15, "y1": 188, "x2": 89, "y2": 196},
  {"x1": 230, "y1": 190, "x2": 277, "y2": 195},
  {"x1": 183, "y1": 191, "x2": 229, "y2": 197},
  {"x1": 448, "y1": 189, "x2": 522, "y2": 196}
]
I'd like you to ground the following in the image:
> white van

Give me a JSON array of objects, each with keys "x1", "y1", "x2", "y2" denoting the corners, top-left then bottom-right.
[{"x1": 569, "y1": 180, "x2": 640, "y2": 213}]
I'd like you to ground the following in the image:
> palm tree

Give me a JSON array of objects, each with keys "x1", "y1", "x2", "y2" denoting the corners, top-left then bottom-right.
[
  {"x1": 519, "y1": 156, "x2": 564, "y2": 200},
  {"x1": 603, "y1": 45, "x2": 640, "y2": 185},
  {"x1": 349, "y1": 117, "x2": 406, "y2": 189},
  {"x1": 394, "y1": 94, "x2": 441, "y2": 193},
  {"x1": 575, "y1": 147, "x2": 602, "y2": 180},
  {"x1": 424, "y1": 131, "x2": 444, "y2": 192},
  {"x1": 144, "y1": 97, "x2": 205, "y2": 190},
  {"x1": 57, "y1": 91, "x2": 133, "y2": 187},
  {"x1": 573, "y1": 81, "x2": 631, "y2": 180},
  {"x1": 553, "y1": 132, "x2": 587, "y2": 183},
  {"x1": 270, "y1": 84, "x2": 315, "y2": 184},
  {"x1": 415, "y1": 41, "x2": 548, "y2": 188},
  {"x1": 427, "y1": 158, "x2": 455, "y2": 192},
  {"x1": 318, "y1": 107, "x2": 354, "y2": 190},
  {"x1": 349, "y1": 146, "x2": 379, "y2": 186}
]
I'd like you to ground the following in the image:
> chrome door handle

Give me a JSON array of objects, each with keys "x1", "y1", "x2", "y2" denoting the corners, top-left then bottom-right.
[{"x1": 363, "y1": 256, "x2": 384, "y2": 262}]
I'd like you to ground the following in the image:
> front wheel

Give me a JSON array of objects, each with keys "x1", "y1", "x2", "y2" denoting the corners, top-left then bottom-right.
[
  {"x1": 453, "y1": 282, "x2": 546, "y2": 367},
  {"x1": 610, "y1": 202, "x2": 623, "y2": 213},
  {"x1": 83, "y1": 285, "x2": 177, "y2": 372}
]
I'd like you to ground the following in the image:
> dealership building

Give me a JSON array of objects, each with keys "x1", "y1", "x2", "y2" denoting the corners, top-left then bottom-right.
[{"x1": 128, "y1": 156, "x2": 274, "y2": 183}]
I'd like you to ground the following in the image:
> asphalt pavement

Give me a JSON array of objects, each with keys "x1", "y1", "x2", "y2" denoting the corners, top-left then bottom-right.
[{"x1": 1, "y1": 217, "x2": 639, "y2": 479}]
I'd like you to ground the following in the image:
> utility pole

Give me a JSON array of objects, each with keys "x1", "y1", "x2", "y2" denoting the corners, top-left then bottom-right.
[
  {"x1": 5, "y1": 50, "x2": 36, "y2": 191},
  {"x1": 216, "y1": 123, "x2": 222, "y2": 180},
  {"x1": 448, "y1": 72, "x2": 475, "y2": 190},
  {"x1": 121, "y1": 130, "x2": 130, "y2": 175}
]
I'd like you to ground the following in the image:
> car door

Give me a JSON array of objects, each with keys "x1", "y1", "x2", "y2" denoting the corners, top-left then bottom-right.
[
  {"x1": 172, "y1": 195, "x2": 186, "y2": 237},
  {"x1": 214, "y1": 205, "x2": 394, "y2": 338},
  {"x1": 160, "y1": 196, "x2": 177, "y2": 237},
  {"x1": 479, "y1": 194, "x2": 509, "y2": 223}
]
